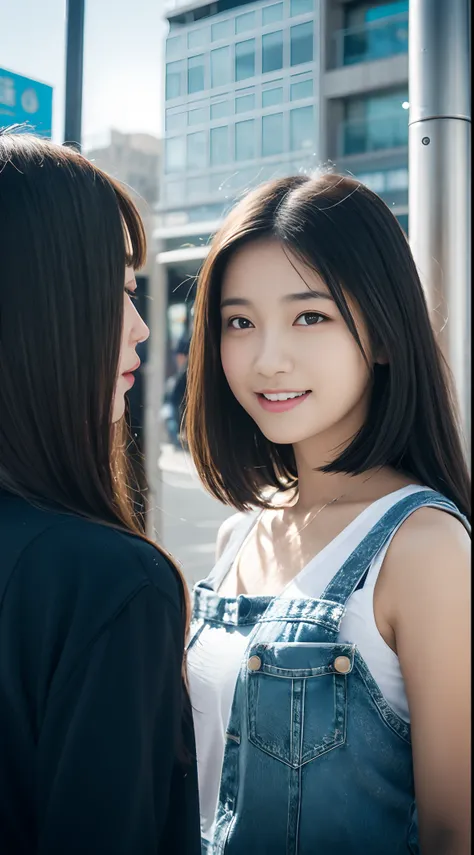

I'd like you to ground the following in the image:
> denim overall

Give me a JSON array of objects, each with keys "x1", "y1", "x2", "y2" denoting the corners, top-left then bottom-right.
[{"x1": 188, "y1": 491, "x2": 469, "y2": 855}]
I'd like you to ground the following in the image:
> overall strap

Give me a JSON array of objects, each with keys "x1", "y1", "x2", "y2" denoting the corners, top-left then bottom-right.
[
  {"x1": 320, "y1": 490, "x2": 469, "y2": 610},
  {"x1": 202, "y1": 510, "x2": 261, "y2": 592}
]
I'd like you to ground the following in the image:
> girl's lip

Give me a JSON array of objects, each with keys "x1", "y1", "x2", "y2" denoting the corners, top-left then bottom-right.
[
  {"x1": 256, "y1": 391, "x2": 311, "y2": 413},
  {"x1": 121, "y1": 359, "x2": 141, "y2": 383},
  {"x1": 123, "y1": 359, "x2": 141, "y2": 374}
]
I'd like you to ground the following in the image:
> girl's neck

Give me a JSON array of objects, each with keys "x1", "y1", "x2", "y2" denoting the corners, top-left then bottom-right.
[{"x1": 291, "y1": 436, "x2": 414, "y2": 513}]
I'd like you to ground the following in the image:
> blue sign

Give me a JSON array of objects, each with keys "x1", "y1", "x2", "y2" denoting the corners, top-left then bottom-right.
[{"x1": 0, "y1": 67, "x2": 53, "y2": 138}]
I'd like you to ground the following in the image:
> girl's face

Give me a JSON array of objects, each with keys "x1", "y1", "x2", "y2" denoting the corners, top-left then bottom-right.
[
  {"x1": 113, "y1": 268, "x2": 149, "y2": 423},
  {"x1": 220, "y1": 239, "x2": 374, "y2": 454}
]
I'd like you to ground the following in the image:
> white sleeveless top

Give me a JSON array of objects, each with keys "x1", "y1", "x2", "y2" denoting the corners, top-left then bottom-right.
[{"x1": 187, "y1": 485, "x2": 431, "y2": 842}]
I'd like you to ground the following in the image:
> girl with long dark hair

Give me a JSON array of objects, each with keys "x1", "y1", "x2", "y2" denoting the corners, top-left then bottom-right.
[
  {"x1": 0, "y1": 130, "x2": 201, "y2": 855},
  {"x1": 185, "y1": 173, "x2": 471, "y2": 854}
]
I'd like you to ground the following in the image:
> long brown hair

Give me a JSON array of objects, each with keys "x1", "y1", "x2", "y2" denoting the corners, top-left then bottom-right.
[
  {"x1": 0, "y1": 129, "x2": 190, "y2": 624},
  {"x1": 185, "y1": 173, "x2": 470, "y2": 520}
]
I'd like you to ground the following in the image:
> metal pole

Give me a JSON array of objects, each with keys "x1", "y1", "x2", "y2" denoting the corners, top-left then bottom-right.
[
  {"x1": 144, "y1": 244, "x2": 167, "y2": 542},
  {"x1": 64, "y1": 0, "x2": 85, "y2": 150},
  {"x1": 408, "y1": 0, "x2": 471, "y2": 454}
]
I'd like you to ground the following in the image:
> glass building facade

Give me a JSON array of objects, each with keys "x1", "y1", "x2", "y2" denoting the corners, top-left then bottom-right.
[
  {"x1": 342, "y1": 88, "x2": 409, "y2": 155},
  {"x1": 339, "y1": 0, "x2": 408, "y2": 66},
  {"x1": 163, "y1": 0, "x2": 320, "y2": 211},
  {"x1": 162, "y1": 0, "x2": 410, "y2": 222}
]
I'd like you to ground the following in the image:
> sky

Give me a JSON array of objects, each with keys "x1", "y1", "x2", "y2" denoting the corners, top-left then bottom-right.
[{"x1": 0, "y1": 0, "x2": 168, "y2": 146}]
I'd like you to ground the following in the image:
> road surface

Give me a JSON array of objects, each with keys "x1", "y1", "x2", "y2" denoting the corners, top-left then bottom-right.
[{"x1": 158, "y1": 444, "x2": 234, "y2": 589}]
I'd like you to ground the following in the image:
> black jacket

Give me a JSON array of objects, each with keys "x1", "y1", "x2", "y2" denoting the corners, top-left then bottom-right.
[{"x1": 0, "y1": 491, "x2": 201, "y2": 855}]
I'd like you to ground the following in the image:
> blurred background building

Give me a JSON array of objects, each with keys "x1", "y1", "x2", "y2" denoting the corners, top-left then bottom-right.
[
  {"x1": 85, "y1": 129, "x2": 162, "y2": 277},
  {"x1": 157, "y1": 0, "x2": 409, "y2": 354}
]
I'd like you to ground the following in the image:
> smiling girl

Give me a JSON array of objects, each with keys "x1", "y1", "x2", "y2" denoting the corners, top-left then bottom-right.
[{"x1": 185, "y1": 173, "x2": 471, "y2": 855}]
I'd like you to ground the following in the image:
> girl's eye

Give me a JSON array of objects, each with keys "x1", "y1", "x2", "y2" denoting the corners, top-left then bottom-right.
[
  {"x1": 125, "y1": 288, "x2": 138, "y2": 301},
  {"x1": 294, "y1": 312, "x2": 326, "y2": 326},
  {"x1": 227, "y1": 317, "x2": 254, "y2": 330}
]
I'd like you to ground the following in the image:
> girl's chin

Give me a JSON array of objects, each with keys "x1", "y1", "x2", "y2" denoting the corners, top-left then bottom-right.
[{"x1": 112, "y1": 394, "x2": 126, "y2": 424}]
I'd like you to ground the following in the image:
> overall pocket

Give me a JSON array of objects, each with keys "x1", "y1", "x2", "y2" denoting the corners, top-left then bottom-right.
[{"x1": 246, "y1": 642, "x2": 354, "y2": 767}]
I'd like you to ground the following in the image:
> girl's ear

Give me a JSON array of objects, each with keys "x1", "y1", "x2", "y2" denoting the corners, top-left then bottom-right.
[{"x1": 374, "y1": 351, "x2": 389, "y2": 366}]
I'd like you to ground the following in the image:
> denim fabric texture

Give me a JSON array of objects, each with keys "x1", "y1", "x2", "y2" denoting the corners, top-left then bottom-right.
[{"x1": 189, "y1": 491, "x2": 469, "y2": 855}]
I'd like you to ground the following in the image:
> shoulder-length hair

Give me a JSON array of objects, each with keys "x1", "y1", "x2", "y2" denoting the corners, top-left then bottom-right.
[
  {"x1": 0, "y1": 129, "x2": 189, "y2": 620},
  {"x1": 185, "y1": 173, "x2": 471, "y2": 520}
]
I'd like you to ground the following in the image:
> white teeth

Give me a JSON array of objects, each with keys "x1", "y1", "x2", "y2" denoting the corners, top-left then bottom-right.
[{"x1": 262, "y1": 392, "x2": 307, "y2": 401}]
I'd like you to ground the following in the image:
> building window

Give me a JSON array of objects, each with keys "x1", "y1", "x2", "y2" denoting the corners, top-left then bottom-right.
[
  {"x1": 166, "y1": 110, "x2": 186, "y2": 132},
  {"x1": 210, "y1": 126, "x2": 229, "y2": 165},
  {"x1": 343, "y1": 0, "x2": 408, "y2": 66},
  {"x1": 345, "y1": 0, "x2": 408, "y2": 29},
  {"x1": 385, "y1": 167, "x2": 409, "y2": 190},
  {"x1": 290, "y1": 0, "x2": 313, "y2": 16},
  {"x1": 188, "y1": 176, "x2": 208, "y2": 199},
  {"x1": 262, "y1": 113, "x2": 284, "y2": 156},
  {"x1": 212, "y1": 19, "x2": 233, "y2": 41},
  {"x1": 235, "y1": 119, "x2": 257, "y2": 161},
  {"x1": 165, "y1": 136, "x2": 186, "y2": 173},
  {"x1": 188, "y1": 106, "x2": 208, "y2": 125},
  {"x1": 211, "y1": 171, "x2": 232, "y2": 192},
  {"x1": 262, "y1": 86, "x2": 284, "y2": 107},
  {"x1": 356, "y1": 167, "x2": 408, "y2": 195},
  {"x1": 211, "y1": 99, "x2": 231, "y2": 119},
  {"x1": 165, "y1": 179, "x2": 185, "y2": 204},
  {"x1": 236, "y1": 93, "x2": 255, "y2": 113},
  {"x1": 263, "y1": 2, "x2": 283, "y2": 25},
  {"x1": 290, "y1": 21, "x2": 313, "y2": 66},
  {"x1": 262, "y1": 31, "x2": 284, "y2": 74},
  {"x1": 188, "y1": 55, "x2": 206, "y2": 94},
  {"x1": 211, "y1": 46, "x2": 232, "y2": 88},
  {"x1": 343, "y1": 90, "x2": 409, "y2": 155},
  {"x1": 290, "y1": 105, "x2": 314, "y2": 150},
  {"x1": 291, "y1": 159, "x2": 308, "y2": 174},
  {"x1": 236, "y1": 11, "x2": 256, "y2": 34},
  {"x1": 187, "y1": 131, "x2": 207, "y2": 170},
  {"x1": 235, "y1": 168, "x2": 261, "y2": 192},
  {"x1": 188, "y1": 29, "x2": 208, "y2": 49},
  {"x1": 357, "y1": 171, "x2": 386, "y2": 193},
  {"x1": 166, "y1": 35, "x2": 185, "y2": 60},
  {"x1": 236, "y1": 40, "x2": 256, "y2": 82},
  {"x1": 365, "y1": 0, "x2": 409, "y2": 25},
  {"x1": 290, "y1": 78, "x2": 313, "y2": 101},
  {"x1": 166, "y1": 61, "x2": 185, "y2": 100}
]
